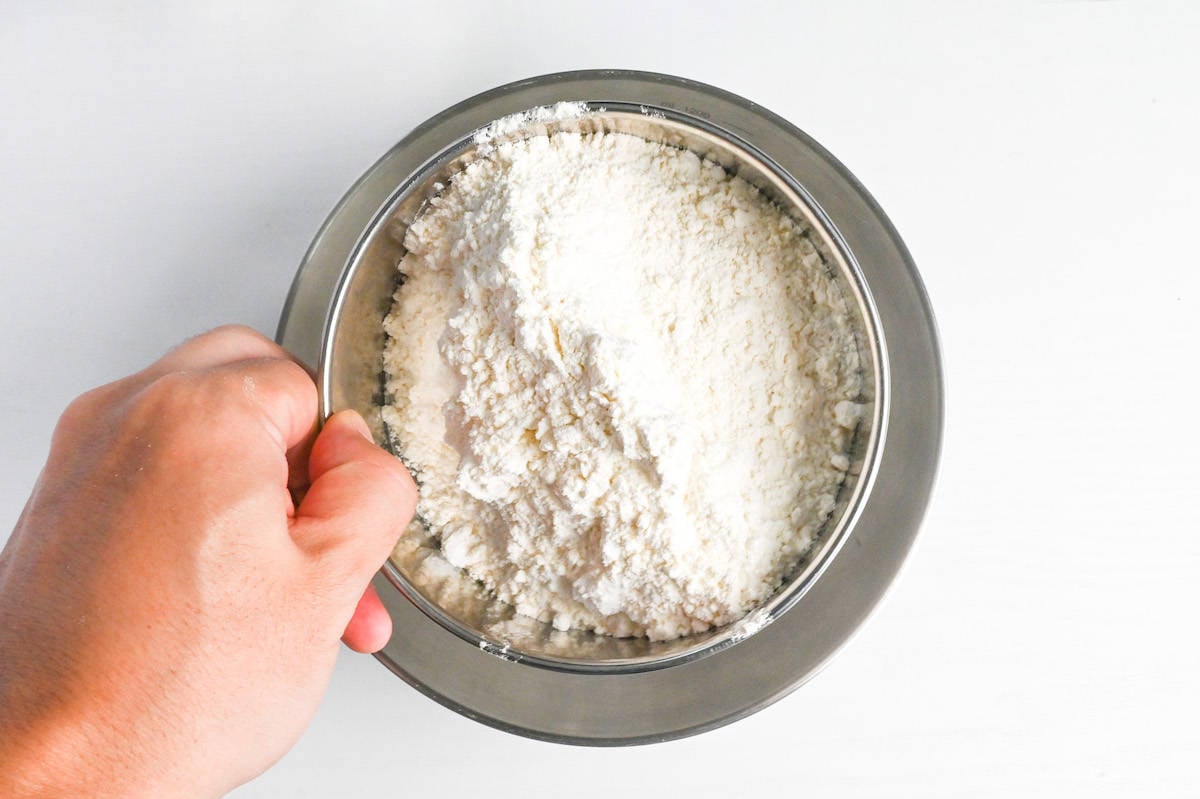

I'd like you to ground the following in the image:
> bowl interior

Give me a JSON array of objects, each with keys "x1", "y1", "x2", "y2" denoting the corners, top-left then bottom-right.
[{"x1": 321, "y1": 105, "x2": 885, "y2": 673}]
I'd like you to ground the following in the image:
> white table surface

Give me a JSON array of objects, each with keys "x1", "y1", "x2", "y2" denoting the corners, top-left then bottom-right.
[{"x1": 3, "y1": 3, "x2": 1197, "y2": 796}]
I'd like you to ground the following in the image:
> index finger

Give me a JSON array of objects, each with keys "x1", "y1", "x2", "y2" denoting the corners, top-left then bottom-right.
[
  {"x1": 144, "y1": 325, "x2": 301, "y2": 382},
  {"x1": 148, "y1": 326, "x2": 318, "y2": 495}
]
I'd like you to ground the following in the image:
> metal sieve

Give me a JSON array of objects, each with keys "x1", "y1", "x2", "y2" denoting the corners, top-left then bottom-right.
[{"x1": 277, "y1": 70, "x2": 942, "y2": 744}]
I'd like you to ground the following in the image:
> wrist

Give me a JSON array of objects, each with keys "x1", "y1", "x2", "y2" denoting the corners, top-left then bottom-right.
[{"x1": 0, "y1": 693, "x2": 191, "y2": 799}]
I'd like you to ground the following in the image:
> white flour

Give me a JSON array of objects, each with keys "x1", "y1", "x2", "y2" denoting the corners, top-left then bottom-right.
[{"x1": 382, "y1": 120, "x2": 863, "y2": 641}]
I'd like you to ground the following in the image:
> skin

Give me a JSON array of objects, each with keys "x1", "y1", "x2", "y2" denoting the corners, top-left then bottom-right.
[{"x1": 0, "y1": 326, "x2": 417, "y2": 798}]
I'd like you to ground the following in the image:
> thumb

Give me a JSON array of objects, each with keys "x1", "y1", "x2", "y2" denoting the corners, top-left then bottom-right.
[{"x1": 292, "y1": 410, "x2": 417, "y2": 595}]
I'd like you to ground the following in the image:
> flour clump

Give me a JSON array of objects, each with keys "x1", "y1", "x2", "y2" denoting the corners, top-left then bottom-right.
[{"x1": 382, "y1": 118, "x2": 863, "y2": 642}]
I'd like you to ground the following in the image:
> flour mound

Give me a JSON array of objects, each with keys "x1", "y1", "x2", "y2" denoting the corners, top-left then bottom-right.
[{"x1": 382, "y1": 128, "x2": 862, "y2": 642}]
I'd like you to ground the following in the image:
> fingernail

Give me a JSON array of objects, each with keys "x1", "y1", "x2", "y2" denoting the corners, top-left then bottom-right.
[{"x1": 336, "y1": 409, "x2": 374, "y2": 442}]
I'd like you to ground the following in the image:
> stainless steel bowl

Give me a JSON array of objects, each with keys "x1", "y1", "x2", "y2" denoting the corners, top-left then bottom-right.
[{"x1": 278, "y1": 70, "x2": 942, "y2": 744}]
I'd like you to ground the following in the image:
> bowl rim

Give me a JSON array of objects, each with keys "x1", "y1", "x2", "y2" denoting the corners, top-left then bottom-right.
[{"x1": 326, "y1": 102, "x2": 891, "y2": 674}]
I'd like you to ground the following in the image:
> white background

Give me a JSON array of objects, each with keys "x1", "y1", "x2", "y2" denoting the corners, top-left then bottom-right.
[{"x1": 2, "y1": 2, "x2": 1198, "y2": 797}]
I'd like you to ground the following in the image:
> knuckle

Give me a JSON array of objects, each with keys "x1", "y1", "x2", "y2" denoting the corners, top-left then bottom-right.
[
  {"x1": 204, "y1": 323, "x2": 273, "y2": 348},
  {"x1": 300, "y1": 516, "x2": 392, "y2": 576},
  {"x1": 354, "y1": 453, "x2": 417, "y2": 500},
  {"x1": 134, "y1": 370, "x2": 204, "y2": 414},
  {"x1": 225, "y1": 354, "x2": 316, "y2": 404},
  {"x1": 160, "y1": 325, "x2": 286, "y2": 372},
  {"x1": 53, "y1": 386, "x2": 112, "y2": 446},
  {"x1": 59, "y1": 386, "x2": 106, "y2": 427},
  {"x1": 127, "y1": 371, "x2": 240, "y2": 442},
  {"x1": 262, "y1": 355, "x2": 315, "y2": 390}
]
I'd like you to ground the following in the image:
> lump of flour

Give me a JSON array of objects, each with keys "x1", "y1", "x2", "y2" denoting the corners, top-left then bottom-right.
[{"x1": 382, "y1": 123, "x2": 864, "y2": 642}]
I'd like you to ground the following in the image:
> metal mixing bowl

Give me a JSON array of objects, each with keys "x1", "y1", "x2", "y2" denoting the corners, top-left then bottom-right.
[{"x1": 278, "y1": 70, "x2": 942, "y2": 744}]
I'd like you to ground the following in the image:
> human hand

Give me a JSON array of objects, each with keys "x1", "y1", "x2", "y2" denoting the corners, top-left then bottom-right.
[{"x1": 0, "y1": 326, "x2": 417, "y2": 798}]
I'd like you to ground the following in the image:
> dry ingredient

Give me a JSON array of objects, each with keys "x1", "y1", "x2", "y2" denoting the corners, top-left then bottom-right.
[{"x1": 382, "y1": 110, "x2": 863, "y2": 641}]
